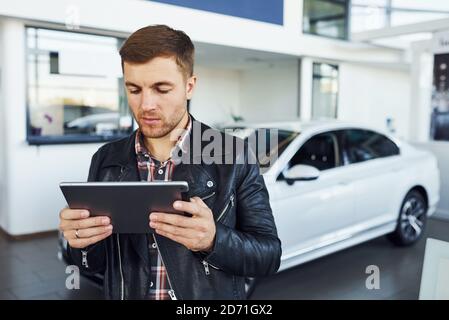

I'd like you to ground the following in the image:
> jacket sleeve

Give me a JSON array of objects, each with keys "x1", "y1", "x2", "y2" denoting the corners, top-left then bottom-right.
[
  {"x1": 204, "y1": 143, "x2": 282, "y2": 277},
  {"x1": 66, "y1": 150, "x2": 107, "y2": 276}
]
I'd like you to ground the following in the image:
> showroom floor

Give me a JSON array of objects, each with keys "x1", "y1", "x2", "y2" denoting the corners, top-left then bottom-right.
[{"x1": 0, "y1": 218, "x2": 448, "y2": 300}]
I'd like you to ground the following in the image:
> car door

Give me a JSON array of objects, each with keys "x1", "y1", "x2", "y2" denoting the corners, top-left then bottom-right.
[
  {"x1": 338, "y1": 129, "x2": 402, "y2": 227},
  {"x1": 269, "y1": 130, "x2": 356, "y2": 259}
]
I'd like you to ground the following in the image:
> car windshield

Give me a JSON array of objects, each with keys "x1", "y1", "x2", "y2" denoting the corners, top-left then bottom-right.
[{"x1": 222, "y1": 126, "x2": 299, "y2": 172}]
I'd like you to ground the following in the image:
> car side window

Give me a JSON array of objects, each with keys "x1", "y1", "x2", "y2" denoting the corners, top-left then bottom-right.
[
  {"x1": 341, "y1": 129, "x2": 399, "y2": 164},
  {"x1": 288, "y1": 132, "x2": 340, "y2": 171}
]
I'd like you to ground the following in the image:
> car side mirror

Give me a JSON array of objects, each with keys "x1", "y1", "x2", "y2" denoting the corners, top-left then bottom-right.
[{"x1": 283, "y1": 164, "x2": 320, "y2": 185}]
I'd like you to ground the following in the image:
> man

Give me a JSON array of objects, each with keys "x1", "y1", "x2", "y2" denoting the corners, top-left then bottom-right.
[{"x1": 59, "y1": 25, "x2": 281, "y2": 300}]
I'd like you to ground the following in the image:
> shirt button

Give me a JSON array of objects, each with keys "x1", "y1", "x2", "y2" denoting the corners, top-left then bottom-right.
[
  {"x1": 152, "y1": 243, "x2": 157, "y2": 249},
  {"x1": 207, "y1": 180, "x2": 214, "y2": 188},
  {"x1": 150, "y1": 281, "x2": 154, "y2": 288},
  {"x1": 158, "y1": 169, "x2": 164, "y2": 175}
]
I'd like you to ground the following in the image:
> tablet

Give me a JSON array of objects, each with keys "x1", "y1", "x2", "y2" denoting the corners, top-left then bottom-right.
[{"x1": 60, "y1": 181, "x2": 189, "y2": 234}]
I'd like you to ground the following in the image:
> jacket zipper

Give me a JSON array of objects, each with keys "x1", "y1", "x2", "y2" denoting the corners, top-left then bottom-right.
[
  {"x1": 202, "y1": 260, "x2": 221, "y2": 275},
  {"x1": 202, "y1": 193, "x2": 235, "y2": 275},
  {"x1": 81, "y1": 250, "x2": 89, "y2": 268},
  {"x1": 202, "y1": 261, "x2": 210, "y2": 275},
  {"x1": 200, "y1": 191, "x2": 216, "y2": 201},
  {"x1": 217, "y1": 193, "x2": 235, "y2": 222},
  {"x1": 116, "y1": 234, "x2": 125, "y2": 300},
  {"x1": 117, "y1": 166, "x2": 126, "y2": 300},
  {"x1": 152, "y1": 234, "x2": 177, "y2": 300}
]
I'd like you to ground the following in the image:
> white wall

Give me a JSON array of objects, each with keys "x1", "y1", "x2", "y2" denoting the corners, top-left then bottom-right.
[
  {"x1": 191, "y1": 60, "x2": 300, "y2": 126},
  {"x1": 239, "y1": 60, "x2": 299, "y2": 122},
  {"x1": 0, "y1": 20, "x2": 8, "y2": 230},
  {"x1": 0, "y1": 0, "x2": 404, "y2": 66},
  {"x1": 189, "y1": 66, "x2": 241, "y2": 127},
  {"x1": 338, "y1": 63, "x2": 411, "y2": 140},
  {"x1": 0, "y1": 19, "x2": 104, "y2": 235}
]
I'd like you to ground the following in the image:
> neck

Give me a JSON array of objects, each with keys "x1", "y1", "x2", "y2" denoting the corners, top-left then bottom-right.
[{"x1": 143, "y1": 111, "x2": 189, "y2": 162}]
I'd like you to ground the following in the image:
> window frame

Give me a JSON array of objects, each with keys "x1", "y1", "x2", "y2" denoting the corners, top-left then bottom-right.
[
  {"x1": 302, "y1": 0, "x2": 351, "y2": 41},
  {"x1": 279, "y1": 130, "x2": 342, "y2": 179},
  {"x1": 338, "y1": 128, "x2": 401, "y2": 165},
  {"x1": 25, "y1": 26, "x2": 133, "y2": 145},
  {"x1": 311, "y1": 62, "x2": 339, "y2": 120}
]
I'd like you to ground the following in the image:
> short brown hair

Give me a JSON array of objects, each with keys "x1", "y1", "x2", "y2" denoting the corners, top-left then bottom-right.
[{"x1": 119, "y1": 25, "x2": 195, "y2": 78}]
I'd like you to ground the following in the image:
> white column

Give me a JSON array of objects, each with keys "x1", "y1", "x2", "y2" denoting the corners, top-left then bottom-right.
[
  {"x1": 299, "y1": 57, "x2": 313, "y2": 120},
  {"x1": 0, "y1": 19, "x2": 8, "y2": 231},
  {"x1": 409, "y1": 40, "x2": 434, "y2": 143},
  {"x1": 0, "y1": 18, "x2": 26, "y2": 234}
]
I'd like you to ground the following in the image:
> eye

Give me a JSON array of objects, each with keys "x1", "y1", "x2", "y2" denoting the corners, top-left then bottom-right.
[
  {"x1": 157, "y1": 88, "x2": 171, "y2": 94},
  {"x1": 129, "y1": 89, "x2": 141, "y2": 95}
]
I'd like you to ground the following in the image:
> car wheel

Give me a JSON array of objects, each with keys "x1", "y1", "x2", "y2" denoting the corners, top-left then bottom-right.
[
  {"x1": 387, "y1": 190, "x2": 428, "y2": 246},
  {"x1": 245, "y1": 277, "x2": 257, "y2": 299}
]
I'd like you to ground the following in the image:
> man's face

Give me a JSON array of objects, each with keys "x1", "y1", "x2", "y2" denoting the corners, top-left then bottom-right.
[{"x1": 124, "y1": 56, "x2": 196, "y2": 139}]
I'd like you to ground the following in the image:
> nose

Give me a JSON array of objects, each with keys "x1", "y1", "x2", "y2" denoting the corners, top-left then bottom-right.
[{"x1": 140, "y1": 90, "x2": 158, "y2": 111}]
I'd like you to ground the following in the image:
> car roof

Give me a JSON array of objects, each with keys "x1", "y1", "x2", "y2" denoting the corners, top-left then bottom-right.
[{"x1": 221, "y1": 119, "x2": 388, "y2": 135}]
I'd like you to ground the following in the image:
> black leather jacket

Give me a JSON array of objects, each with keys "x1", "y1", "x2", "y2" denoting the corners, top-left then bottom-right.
[{"x1": 67, "y1": 117, "x2": 281, "y2": 300}]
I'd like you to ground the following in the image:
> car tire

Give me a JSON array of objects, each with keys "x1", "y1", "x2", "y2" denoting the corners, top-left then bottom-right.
[
  {"x1": 245, "y1": 277, "x2": 257, "y2": 299},
  {"x1": 387, "y1": 190, "x2": 428, "y2": 246}
]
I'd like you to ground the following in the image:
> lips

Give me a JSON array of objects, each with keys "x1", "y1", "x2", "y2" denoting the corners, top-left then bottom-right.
[{"x1": 141, "y1": 117, "x2": 161, "y2": 125}]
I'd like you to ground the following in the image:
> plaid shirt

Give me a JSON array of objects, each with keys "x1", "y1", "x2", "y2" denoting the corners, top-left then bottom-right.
[{"x1": 135, "y1": 116, "x2": 192, "y2": 300}]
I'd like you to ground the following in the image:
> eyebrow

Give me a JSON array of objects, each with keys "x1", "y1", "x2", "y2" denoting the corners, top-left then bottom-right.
[
  {"x1": 125, "y1": 81, "x2": 174, "y2": 88},
  {"x1": 125, "y1": 81, "x2": 140, "y2": 88}
]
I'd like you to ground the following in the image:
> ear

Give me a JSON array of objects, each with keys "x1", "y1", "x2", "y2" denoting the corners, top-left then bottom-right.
[{"x1": 185, "y1": 75, "x2": 197, "y2": 100}]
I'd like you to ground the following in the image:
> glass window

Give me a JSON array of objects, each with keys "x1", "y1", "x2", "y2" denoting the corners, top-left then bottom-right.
[
  {"x1": 312, "y1": 63, "x2": 339, "y2": 119},
  {"x1": 341, "y1": 129, "x2": 400, "y2": 164},
  {"x1": 303, "y1": 0, "x2": 349, "y2": 40},
  {"x1": 289, "y1": 132, "x2": 340, "y2": 171},
  {"x1": 351, "y1": 0, "x2": 449, "y2": 33},
  {"x1": 351, "y1": 0, "x2": 389, "y2": 33},
  {"x1": 26, "y1": 27, "x2": 133, "y2": 144},
  {"x1": 223, "y1": 127, "x2": 299, "y2": 173}
]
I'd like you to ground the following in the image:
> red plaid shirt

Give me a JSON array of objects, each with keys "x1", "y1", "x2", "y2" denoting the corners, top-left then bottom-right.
[{"x1": 135, "y1": 116, "x2": 192, "y2": 300}]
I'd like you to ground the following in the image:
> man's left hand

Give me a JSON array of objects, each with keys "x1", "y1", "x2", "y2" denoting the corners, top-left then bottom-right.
[{"x1": 149, "y1": 197, "x2": 216, "y2": 252}]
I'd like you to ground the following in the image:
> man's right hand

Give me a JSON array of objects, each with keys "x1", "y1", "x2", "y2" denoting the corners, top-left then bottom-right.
[{"x1": 59, "y1": 208, "x2": 113, "y2": 249}]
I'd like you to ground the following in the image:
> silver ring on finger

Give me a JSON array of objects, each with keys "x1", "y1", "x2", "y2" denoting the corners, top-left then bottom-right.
[{"x1": 75, "y1": 229, "x2": 80, "y2": 239}]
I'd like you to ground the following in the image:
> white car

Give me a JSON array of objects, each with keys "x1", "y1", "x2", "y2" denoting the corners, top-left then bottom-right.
[
  {"x1": 223, "y1": 120, "x2": 440, "y2": 273},
  {"x1": 58, "y1": 120, "x2": 441, "y2": 298}
]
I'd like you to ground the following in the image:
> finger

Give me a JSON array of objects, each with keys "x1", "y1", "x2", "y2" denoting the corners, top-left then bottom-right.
[
  {"x1": 60, "y1": 215, "x2": 109, "y2": 231},
  {"x1": 63, "y1": 229, "x2": 81, "y2": 241},
  {"x1": 69, "y1": 230, "x2": 113, "y2": 249},
  {"x1": 77, "y1": 225, "x2": 113, "y2": 238},
  {"x1": 60, "y1": 208, "x2": 89, "y2": 220},
  {"x1": 150, "y1": 212, "x2": 196, "y2": 228},
  {"x1": 173, "y1": 200, "x2": 201, "y2": 217},
  {"x1": 70, "y1": 216, "x2": 111, "y2": 230},
  {"x1": 155, "y1": 229, "x2": 192, "y2": 248},
  {"x1": 62, "y1": 229, "x2": 75, "y2": 241},
  {"x1": 150, "y1": 221, "x2": 197, "y2": 239},
  {"x1": 191, "y1": 196, "x2": 209, "y2": 208}
]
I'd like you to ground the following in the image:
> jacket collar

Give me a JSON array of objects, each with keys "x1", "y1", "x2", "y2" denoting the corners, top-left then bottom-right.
[{"x1": 101, "y1": 114, "x2": 230, "y2": 170}]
